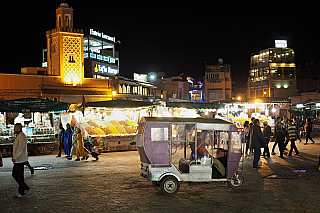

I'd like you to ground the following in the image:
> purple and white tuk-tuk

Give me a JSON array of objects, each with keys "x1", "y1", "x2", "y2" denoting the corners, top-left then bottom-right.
[{"x1": 137, "y1": 117, "x2": 244, "y2": 195}]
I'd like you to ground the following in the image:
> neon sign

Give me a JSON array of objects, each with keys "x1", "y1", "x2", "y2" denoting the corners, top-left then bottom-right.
[
  {"x1": 90, "y1": 29, "x2": 115, "y2": 42},
  {"x1": 94, "y1": 63, "x2": 118, "y2": 75}
]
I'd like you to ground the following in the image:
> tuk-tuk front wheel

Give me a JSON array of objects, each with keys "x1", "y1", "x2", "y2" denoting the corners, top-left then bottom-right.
[
  {"x1": 227, "y1": 174, "x2": 244, "y2": 189},
  {"x1": 160, "y1": 176, "x2": 180, "y2": 195}
]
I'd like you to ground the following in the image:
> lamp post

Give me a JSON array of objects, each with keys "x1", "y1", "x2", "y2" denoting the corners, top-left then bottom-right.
[{"x1": 112, "y1": 91, "x2": 116, "y2": 100}]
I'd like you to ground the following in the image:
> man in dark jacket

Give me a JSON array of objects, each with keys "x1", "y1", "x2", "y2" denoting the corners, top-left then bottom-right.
[
  {"x1": 271, "y1": 116, "x2": 281, "y2": 155},
  {"x1": 276, "y1": 123, "x2": 286, "y2": 158},
  {"x1": 262, "y1": 121, "x2": 271, "y2": 158},
  {"x1": 249, "y1": 119, "x2": 268, "y2": 168}
]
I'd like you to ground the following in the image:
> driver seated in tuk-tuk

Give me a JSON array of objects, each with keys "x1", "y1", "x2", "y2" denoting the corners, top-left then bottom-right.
[
  {"x1": 189, "y1": 131, "x2": 226, "y2": 177},
  {"x1": 190, "y1": 132, "x2": 210, "y2": 160}
]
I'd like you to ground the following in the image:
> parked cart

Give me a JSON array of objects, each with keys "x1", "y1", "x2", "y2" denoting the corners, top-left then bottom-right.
[{"x1": 137, "y1": 117, "x2": 244, "y2": 195}]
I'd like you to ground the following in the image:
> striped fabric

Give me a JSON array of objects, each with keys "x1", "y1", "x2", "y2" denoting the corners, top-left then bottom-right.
[{"x1": 288, "y1": 124, "x2": 296, "y2": 140}]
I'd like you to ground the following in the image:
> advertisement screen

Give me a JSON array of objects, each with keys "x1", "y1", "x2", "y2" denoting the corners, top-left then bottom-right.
[{"x1": 275, "y1": 40, "x2": 287, "y2": 48}]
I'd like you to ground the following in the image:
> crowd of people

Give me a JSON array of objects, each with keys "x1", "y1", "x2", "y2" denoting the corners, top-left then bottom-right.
[
  {"x1": 57, "y1": 123, "x2": 89, "y2": 161},
  {"x1": 244, "y1": 115, "x2": 317, "y2": 168}
]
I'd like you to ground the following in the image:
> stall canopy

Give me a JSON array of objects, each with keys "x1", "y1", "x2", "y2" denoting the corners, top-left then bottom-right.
[
  {"x1": 85, "y1": 100, "x2": 157, "y2": 108},
  {"x1": 166, "y1": 101, "x2": 222, "y2": 109},
  {"x1": 0, "y1": 98, "x2": 70, "y2": 113}
]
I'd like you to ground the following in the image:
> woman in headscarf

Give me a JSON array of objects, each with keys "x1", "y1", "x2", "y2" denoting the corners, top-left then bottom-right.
[
  {"x1": 73, "y1": 128, "x2": 89, "y2": 161},
  {"x1": 64, "y1": 123, "x2": 73, "y2": 157}
]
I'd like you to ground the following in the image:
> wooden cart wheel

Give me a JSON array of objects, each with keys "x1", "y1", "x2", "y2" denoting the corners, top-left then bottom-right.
[{"x1": 36, "y1": 144, "x2": 55, "y2": 155}]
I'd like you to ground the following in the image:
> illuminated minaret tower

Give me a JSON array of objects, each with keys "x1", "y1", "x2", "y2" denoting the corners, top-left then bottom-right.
[{"x1": 46, "y1": 2, "x2": 84, "y2": 85}]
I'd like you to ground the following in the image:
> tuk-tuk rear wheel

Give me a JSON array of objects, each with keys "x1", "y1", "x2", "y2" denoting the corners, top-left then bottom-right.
[
  {"x1": 152, "y1": 181, "x2": 161, "y2": 192},
  {"x1": 160, "y1": 176, "x2": 180, "y2": 195}
]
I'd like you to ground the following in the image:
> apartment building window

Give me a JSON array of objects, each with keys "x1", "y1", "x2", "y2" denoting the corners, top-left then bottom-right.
[{"x1": 208, "y1": 91, "x2": 222, "y2": 99}]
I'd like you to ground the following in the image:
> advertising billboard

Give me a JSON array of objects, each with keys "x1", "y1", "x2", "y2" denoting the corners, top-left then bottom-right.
[{"x1": 275, "y1": 40, "x2": 287, "y2": 48}]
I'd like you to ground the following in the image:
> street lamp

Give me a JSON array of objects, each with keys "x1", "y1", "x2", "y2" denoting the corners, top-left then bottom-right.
[{"x1": 112, "y1": 91, "x2": 116, "y2": 100}]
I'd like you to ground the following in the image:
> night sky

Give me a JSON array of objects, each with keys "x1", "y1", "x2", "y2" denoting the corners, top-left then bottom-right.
[{"x1": 0, "y1": 1, "x2": 319, "y2": 93}]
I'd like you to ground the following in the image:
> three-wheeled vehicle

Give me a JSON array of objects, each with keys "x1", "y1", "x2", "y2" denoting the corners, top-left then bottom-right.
[{"x1": 137, "y1": 117, "x2": 244, "y2": 195}]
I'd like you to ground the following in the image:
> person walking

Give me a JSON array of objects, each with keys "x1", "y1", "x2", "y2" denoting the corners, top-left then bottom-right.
[
  {"x1": 282, "y1": 116, "x2": 289, "y2": 150},
  {"x1": 73, "y1": 128, "x2": 89, "y2": 161},
  {"x1": 56, "y1": 123, "x2": 65, "y2": 157},
  {"x1": 67, "y1": 126, "x2": 78, "y2": 160},
  {"x1": 249, "y1": 119, "x2": 268, "y2": 168},
  {"x1": 287, "y1": 119, "x2": 299, "y2": 156},
  {"x1": 293, "y1": 117, "x2": 302, "y2": 143},
  {"x1": 243, "y1": 121, "x2": 250, "y2": 156},
  {"x1": 305, "y1": 118, "x2": 315, "y2": 145},
  {"x1": 12, "y1": 123, "x2": 30, "y2": 198},
  {"x1": 262, "y1": 121, "x2": 271, "y2": 158},
  {"x1": 275, "y1": 123, "x2": 286, "y2": 158},
  {"x1": 248, "y1": 117, "x2": 255, "y2": 155},
  {"x1": 64, "y1": 123, "x2": 73, "y2": 157},
  {"x1": 271, "y1": 116, "x2": 281, "y2": 155}
]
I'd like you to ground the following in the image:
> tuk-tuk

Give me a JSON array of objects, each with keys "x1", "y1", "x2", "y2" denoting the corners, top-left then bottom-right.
[{"x1": 137, "y1": 117, "x2": 244, "y2": 195}]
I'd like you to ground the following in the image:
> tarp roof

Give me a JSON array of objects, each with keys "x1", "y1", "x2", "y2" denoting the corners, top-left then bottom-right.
[
  {"x1": 85, "y1": 99, "x2": 157, "y2": 108},
  {"x1": 0, "y1": 98, "x2": 70, "y2": 113}
]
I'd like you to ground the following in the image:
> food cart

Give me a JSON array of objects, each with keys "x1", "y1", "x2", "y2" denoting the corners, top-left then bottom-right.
[
  {"x1": 73, "y1": 100, "x2": 156, "y2": 152},
  {"x1": 0, "y1": 98, "x2": 69, "y2": 156}
]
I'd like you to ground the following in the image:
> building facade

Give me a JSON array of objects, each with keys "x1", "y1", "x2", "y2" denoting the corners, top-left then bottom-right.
[
  {"x1": 0, "y1": 2, "x2": 155, "y2": 103},
  {"x1": 247, "y1": 44, "x2": 297, "y2": 100},
  {"x1": 204, "y1": 61, "x2": 232, "y2": 102},
  {"x1": 152, "y1": 76, "x2": 189, "y2": 101}
]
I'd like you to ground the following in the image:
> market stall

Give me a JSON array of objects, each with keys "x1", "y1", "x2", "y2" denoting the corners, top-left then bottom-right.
[
  {"x1": 216, "y1": 103, "x2": 275, "y2": 130},
  {"x1": 72, "y1": 100, "x2": 156, "y2": 152},
  {"x1": 0, "y1": 98, "x2": 70, "y2": 156}
]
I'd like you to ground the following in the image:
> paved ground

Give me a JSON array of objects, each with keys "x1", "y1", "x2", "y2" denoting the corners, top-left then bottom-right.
[{"x1": 1, "y1": 133, "x2": 320, "y2": 213}]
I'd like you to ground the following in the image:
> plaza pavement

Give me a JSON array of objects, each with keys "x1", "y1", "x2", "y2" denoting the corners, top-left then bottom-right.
[{"x1": 0, "y1": 133, "x2": 320, "y2": 213}]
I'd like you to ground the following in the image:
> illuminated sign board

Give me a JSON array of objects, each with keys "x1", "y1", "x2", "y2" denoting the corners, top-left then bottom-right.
[
  {"x1": 134, "y1": 73, "x2": 148, "y2": 82},
  {"x1": 90, "y1": 29, "x2": 115, "y2": 42},
  {"x1": 93, "y1": 62, "x2": 118, "y2": 75},
  {"x1": 275, "y1": 40, "x2": 287, "y2": 48}
]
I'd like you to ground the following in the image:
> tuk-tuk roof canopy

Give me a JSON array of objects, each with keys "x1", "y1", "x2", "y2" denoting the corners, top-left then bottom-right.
[
  {"x1": 0, "y1": 98, "x2": 70, "y2": 113},
  {"x1": 141, "y1": 117, "x2": 234, "y2": 125},
  {"x1": 140, "y1": 117, "x2": 237, "y2": 131}
]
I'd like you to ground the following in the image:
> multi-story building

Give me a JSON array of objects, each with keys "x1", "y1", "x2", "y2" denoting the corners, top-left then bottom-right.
[
  {"x1": 152, "y1": 74, "x2": 189, "y2": 101},
  {"x1": 187, "y1": 77, "x2": 203, "y2": 102},
  {"x1": 247, "y1": 41, "x2": 297, "y2": 100},
  {"x1": 0, "y1": 2, "x2": 155, "y2": 103},
  {"x1": 204, "y1": 59, "x2": 232, "y2": 102}
]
